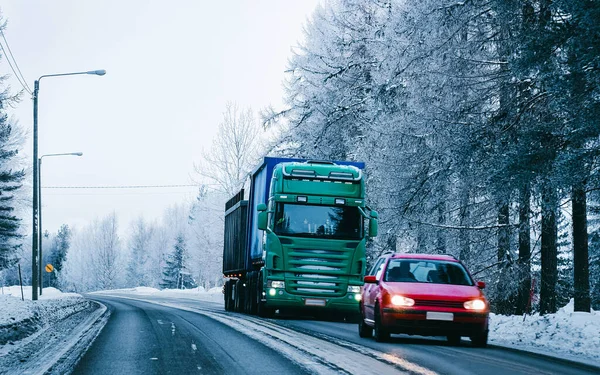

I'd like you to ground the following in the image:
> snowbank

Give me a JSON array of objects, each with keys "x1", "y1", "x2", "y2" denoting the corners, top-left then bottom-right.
[
  {"x1": 0, "y1": 287, "x2": 89, "y2": 345},
  {"x1": 490, "y1": 299, "x2": 599, "y2": 363},
  {"x1": 1, "y1": 285, "x2": 82, "y2": 300},
  {"x1": 91, "y1": 286, "x2": 223, "y2": 303}
]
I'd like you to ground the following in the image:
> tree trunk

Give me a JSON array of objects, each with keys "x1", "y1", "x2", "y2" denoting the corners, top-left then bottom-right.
[
  {"x1": 516, "y1": 184, "x2": 531, "y2": 315},
  {"x1": 497, "y1": 202, "x2": 510, "y2": 265},
  {"x1": 540, "y1": 186, "x2": 558, "y2": 315},
  {"x1": 572, "y1": 183, "x2": 591, "y2": 312},
  {"x1": 437, "y1": 196, "x2": 447, "y2": 254},
  {"x1": 496, "y1": 200, "x2": 512, "y2": 314},
  {"x1": 458, "y1": 185, "x2": 470, "y2": 264},
  {"x1": 417, "y1": 223, "x2": 427, "y2": 253}
]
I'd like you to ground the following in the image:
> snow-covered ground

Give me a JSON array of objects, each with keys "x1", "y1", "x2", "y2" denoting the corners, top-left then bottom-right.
[
  {"x1": 91, "y1": 286, "x2": 224, "y2": 303},
  {"x1": 0, "y1": 287, "x2": 88, "y2": 344},
  {"x1": 489, "y1": 299, "x2": 599, "y2": 364},
  {"x1": 0, "y1": 286, "x2": 108, "y2": 375}
]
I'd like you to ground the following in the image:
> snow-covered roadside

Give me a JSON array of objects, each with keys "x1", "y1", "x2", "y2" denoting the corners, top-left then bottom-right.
[
  {"x1": 0, "y1": 287, "x2": 87, "y2": 345},
  {"x1": 91, "y1": 286, "x2": 224, "y2": 303},
  {"x1": 0, "y1": 286, "x2": 109, "y2": 375},
  {"x1": 489, "y1": 299, "x2": 599, "y2": 365}
]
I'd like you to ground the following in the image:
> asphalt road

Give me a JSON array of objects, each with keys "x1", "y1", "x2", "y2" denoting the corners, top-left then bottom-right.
[
  {"x1": 72, "y1": 296, "x2": 308, "y2": 375},
  {"x1": 78, "y1": 294, "x2": 599, "y2": 375},
  {"x1": 276, "y1": 317, "x2": 596, "y2": 375}
]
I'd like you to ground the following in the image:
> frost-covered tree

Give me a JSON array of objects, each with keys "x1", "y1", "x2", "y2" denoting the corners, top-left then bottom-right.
[
  {"x1": 92, "y1": 213, "x2": 122, "y2": 290},
  {"x1": 126, "y1": 217, "x2": 154, "y2": 287},
  {"x1": 160, "y1": 234, "x2": 196, "y2": 289},
  {"x1": 47, "y1": 224, "x2": 71, "y2": 288},
  {"x1": 195, "y1": 101, "x2": 263, "y2": 196},
  {"x1": 269, "y1": 0, "x2": 600, "y2": 313},
  {"x1": 0, "y1": 80, "x2": 24, "y2": 271},
  {"x1": 188, "y1": 186, "x2": 226, "y2": 289}
]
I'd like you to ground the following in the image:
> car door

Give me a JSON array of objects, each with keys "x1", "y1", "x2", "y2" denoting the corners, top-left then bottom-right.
[{"x1": 363, "y1": 257, "x2": 386, "y2": 321}]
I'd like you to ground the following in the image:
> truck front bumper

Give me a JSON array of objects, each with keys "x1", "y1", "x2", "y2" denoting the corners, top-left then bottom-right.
[{"x1": 263, "y1": 288, "x2": 361, "y2": 314}]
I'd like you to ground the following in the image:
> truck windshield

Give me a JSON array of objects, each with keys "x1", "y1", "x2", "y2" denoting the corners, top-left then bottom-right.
[{"x1": 273, "y1": 203, "x2": 363, "y2": 240}]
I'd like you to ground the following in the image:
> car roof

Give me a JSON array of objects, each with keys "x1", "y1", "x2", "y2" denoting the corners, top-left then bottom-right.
[{"x1": 386, "y1": 253, "x2": 459, "y2": 262}]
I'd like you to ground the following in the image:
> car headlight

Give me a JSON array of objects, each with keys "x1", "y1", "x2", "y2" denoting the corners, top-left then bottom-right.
[
  {"x1": 267, "y1": 280, "x2": 285, "y2": 288},
  {"x1": 464, "y1": 299, "x2": 486, "y2": 310},
  {"x1": 347, "y1": 285, "x2": 361, "y2": 293},
  {"x1": 391, "y1": 295, "x2": 415, "y2": 307}
]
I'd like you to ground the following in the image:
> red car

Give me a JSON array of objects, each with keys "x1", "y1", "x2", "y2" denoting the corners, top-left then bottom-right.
[{"x1": 358, "y1": 253, "x2": 489, "y2": 346}]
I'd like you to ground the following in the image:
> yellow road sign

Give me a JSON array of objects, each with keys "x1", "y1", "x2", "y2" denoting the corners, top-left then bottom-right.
[{"x1": 45, "y1": 264, "x2": 54, "y2": 273}]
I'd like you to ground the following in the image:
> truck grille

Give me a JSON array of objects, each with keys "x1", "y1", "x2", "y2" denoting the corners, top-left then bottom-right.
[{"x1": 286, "y1": 248, "x2": 350, "y2": 296}]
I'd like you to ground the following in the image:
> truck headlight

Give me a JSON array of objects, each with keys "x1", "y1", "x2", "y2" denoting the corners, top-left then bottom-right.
[
  {"x1": 347, "y1": 285, "x2": 361, "y2": 293},
  {"x1": 268, "y1": 280, "x2": 285, "y2": 289},
  {"x1": 464, "y1": 299, "x2": 486, "y2": 310}
]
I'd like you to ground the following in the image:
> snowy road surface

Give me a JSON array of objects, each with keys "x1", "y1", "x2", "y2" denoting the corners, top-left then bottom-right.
[{"x1": 78, "y1": 294, "x2": 598, "y2": 375}]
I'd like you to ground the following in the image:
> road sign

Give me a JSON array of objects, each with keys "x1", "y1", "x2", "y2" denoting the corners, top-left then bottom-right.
[{"x1": 45, "y1": 264, "x2": 54, "y2": 273}]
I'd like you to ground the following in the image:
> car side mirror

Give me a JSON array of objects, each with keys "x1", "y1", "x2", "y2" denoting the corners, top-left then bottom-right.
[
  {"x1": 364, "y1": 275, "x2": 378, "y2": 284},
  {"x1": 368, "y1": 210, "x2": 378, "y2": 237},
  {"x1": 257, "y1": 203, "x2": 268, "y2": 230},
  {"x1": 476, "y1": 281, "x2": 486, "y2": 289}
]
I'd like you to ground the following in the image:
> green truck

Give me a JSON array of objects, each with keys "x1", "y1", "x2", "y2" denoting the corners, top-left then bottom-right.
[{"x1": 223, "y1": 157, "x2": 378, "y2": 318}]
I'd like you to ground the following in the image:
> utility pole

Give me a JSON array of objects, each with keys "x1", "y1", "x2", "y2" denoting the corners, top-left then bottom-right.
[
  {"x1": 32, "y1": 80, "x2": 39, "y2": 301},
  {"x1": 30, "y1": 69, "x2": 105, "y2": 301}
]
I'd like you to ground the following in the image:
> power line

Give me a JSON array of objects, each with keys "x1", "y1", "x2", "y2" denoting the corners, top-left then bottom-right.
[
  {"x1": 0, "y1": 29, "x2": 32, "y2": 94},
  {"x1": 41, "y1": 184, "x2": 219, "y2": 189}
]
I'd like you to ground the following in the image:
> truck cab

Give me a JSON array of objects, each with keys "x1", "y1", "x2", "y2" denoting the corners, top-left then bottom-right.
[{"x1": 256, "y1": 161, "x2": 378, "y2": 317}]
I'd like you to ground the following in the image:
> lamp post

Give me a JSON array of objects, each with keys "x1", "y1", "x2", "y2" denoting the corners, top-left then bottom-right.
[
  {"x1": 32, "y1": 70, "x2": 105, "y2": 301},
  {"x1": 38, "y1": 152, "x2": 83, "y2": 295}
]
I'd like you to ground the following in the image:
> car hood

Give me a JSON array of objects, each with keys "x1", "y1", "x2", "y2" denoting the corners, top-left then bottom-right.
[{"x1": 383, "y1": 282, "x2": 483, "y2": 300}]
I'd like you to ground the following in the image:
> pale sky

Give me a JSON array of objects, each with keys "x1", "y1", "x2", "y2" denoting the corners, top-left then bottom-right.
[{"x1": 0, "y1": 1, "x2": 320, "y2": 234}]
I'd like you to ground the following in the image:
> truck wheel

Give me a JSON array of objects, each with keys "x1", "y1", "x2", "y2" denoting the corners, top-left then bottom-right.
[
  {"x1": 345, "y1": 312, "x2": 361, "y2": 324},
  {"x1": 235, "y1": 279, "x2": 245, "y2": 312},
  {"x1": 225, "y1": 280, "x2": 233, "y2": 311},
  {"x1": 249, "y1": 273, "x2": 258, "y2": 315},
  {"x1": 257, "y1": 273, "x2": 274, "y2": 317},
  {"x1": 258, "y1": 303, "x2": 275, "y2": 318},
  {"x1": 373, "y1": 304, "x2": 390, "y2": 342}
]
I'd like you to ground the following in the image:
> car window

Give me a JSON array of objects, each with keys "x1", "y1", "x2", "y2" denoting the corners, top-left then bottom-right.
[
  {"x1": 368, "y1": 257, "x2": 386, "y2": 280},
  {"x1": 384, "y1": 259, "x2": 473, "y2": 286}
]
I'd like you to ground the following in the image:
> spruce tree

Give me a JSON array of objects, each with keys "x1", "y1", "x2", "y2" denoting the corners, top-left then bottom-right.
[
  {"x1": 160, "y1": 234, "x2": 197, "y2": 289},
  {"x1": 0, "y1": 83, "x2": 24, "y2": 271},
  {"x1": 49, "y1": 225, "x2": 71, "y2": 287}
]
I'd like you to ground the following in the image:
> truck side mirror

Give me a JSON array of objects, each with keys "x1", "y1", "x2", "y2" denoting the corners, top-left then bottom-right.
[
  {"x1": 364, "y1": 275, "x2": 378, "y2": 284},
  {"x1": 476, "y1": 281, "x2": 486, "y2": 289},
  {"x1": 257, "y1": 203, "x2": 268, "y2": 230},
  {"x1": 368, "y1": 210, "x2": 378, "y2": 237}
]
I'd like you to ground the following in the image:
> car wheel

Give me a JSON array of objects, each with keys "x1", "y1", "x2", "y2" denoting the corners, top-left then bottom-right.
[
  {"x1": 447, "y1": 334, "x2": 461, "y2": 346},
  {"x1": 373, "y1": 304, "x2": 390, "y2": 342},
  {"x1": 471, "y1": 330, "x2": 488, "y2": 348},
  {"x1": 358, "y1": 312, "x2": 373, "y2": 338}
]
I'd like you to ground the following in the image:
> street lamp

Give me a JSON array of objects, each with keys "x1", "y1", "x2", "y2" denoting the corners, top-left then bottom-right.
[
  {"x1": 38, "y1": 152, "x2": 83, "y2": 295},
  {"x1": 32, "y1": 70, "x2": 105, "y2": 301}
]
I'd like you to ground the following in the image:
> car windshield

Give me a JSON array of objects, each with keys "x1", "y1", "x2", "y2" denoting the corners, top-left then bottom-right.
[
  {"x1": 384, "y1": 259, "x2": 473, "y2": 286},
  {"x1": 273, "y1": 203, "x2": 363, "y2": 239}
]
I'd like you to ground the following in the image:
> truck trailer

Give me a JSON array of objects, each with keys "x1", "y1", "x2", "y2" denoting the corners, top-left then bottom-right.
[{"x1": 223, "y1": 157, "x2": 378, "y2": 319}]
